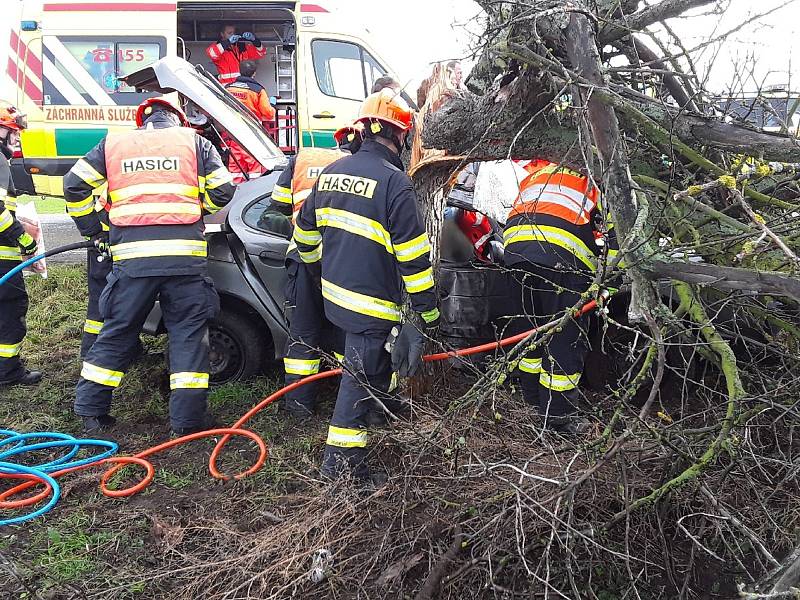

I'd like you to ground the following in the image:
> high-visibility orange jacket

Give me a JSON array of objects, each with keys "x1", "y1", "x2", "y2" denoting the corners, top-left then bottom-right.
[
  {"x1": 271, "y1": 148, "x2": 346, "y2": 222},
  {"x1": 225, "y1": 76, "x2": 275, "y2": 122},
  {"x1": 205, "y1": 41, "x2": 267, "y2": 86},
  {"x1": 64, "y1": 115, "x2": 235, "y2": 277},
  {"x1": 503, "y1": 159, "x2": 618, "y2": 272},
  {"x1": 105, "y1": 127, "x2": 201, "y2": 227}
]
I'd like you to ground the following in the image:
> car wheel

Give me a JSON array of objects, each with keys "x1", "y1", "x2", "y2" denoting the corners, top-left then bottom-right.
[{"x1": 209, "y1": 309, "x2": 266, "y2": 384}]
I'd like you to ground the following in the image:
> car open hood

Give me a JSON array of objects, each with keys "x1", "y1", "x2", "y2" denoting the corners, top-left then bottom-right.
[{"x1": 122, "y1": 56, "x2": 286, "y2": 171}]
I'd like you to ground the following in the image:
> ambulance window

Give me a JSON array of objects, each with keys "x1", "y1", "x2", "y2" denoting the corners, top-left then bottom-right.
[
  {"x1": 45, "y1": 36, "x2": 165, "y2": 105},
  {"x1": 116, "y1": 44, "x2": 162, "y2": 92},
  {"x1": 362, "y1": 51, "x2": 387, "y2": 95},
  {"x1": 312, "y1": 40, "x2": 365, "y2": 101}
]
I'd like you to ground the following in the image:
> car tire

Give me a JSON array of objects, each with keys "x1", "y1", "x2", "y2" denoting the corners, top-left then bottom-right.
[{"x1": 209, "y1": 309, "x2": 266, "y2": 384}]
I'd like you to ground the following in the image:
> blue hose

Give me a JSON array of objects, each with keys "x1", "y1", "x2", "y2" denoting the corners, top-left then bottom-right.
[
  {"x1": 0, "y1": 240, "x2": 93, "y2": 287},
  {"x1": 0, "y1": 429, "x2": 118, "y2": 526}
]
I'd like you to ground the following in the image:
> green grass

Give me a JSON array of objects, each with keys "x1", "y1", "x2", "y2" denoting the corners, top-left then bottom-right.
[
  {"x1": 1, "y1": 264, "x2": 327, "y2": 598},
  {"x1": 16, "y1": 194, "x2": 66, "y2": 215}
]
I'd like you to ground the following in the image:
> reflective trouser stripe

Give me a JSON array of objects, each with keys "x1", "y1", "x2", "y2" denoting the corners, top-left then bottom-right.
[
  {"x1": 393, "y1": 232, "x2": 431, "y2": 262},
  {"x1": 0, "y1": 246, "x2": 20, "y2": 261},
  {"x1": 326, "y1": 426, "x2": 368, "y2": 448},
  {"x1": 333, "y1": 352, "x2": 344, "y2": 363},
  {"x1": 110, "y1": 239, "x2": 207, "y2": 261},
  {"x1": 81, "y1": 362, "x2": 124, "y2": 387},
  {"x1": 321, "y1": 278, "x2": 401, "y2": 322},
  {"x1": 540, "y1": 371, "x2": 581, "y2": 392},
  {"x1": 401, "y1": 267, "x2": 435, "y2": 294},
  {"x1": 84, "y1": 319, "x2": 103, "y2": 335},
  {"x1": 519, "y1": 357, "x2": 542, "y2": 374},
  {"x1": 169, "y1": 372, "x2": 209, "y2": 390},
  {"x1": 0, "y1": 342, "x2": 22, "y2": 358},
  {"x1": 0, "y1": 209, "x2": 13, "y2": 233},
  {"x1": 284, "y1": 358, "x2": 320, "y2": 376}
]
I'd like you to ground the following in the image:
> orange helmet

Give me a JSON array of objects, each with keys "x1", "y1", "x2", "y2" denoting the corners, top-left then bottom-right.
[
  {"x1": 0, "y1": 105, "x2": 27, "y2": 132},
  {"x1": 333, "y1": 122, "x2": 364, "y2": 145},
  {"x1": 355, "y1": 88, "x2": 413, "y2": 132},
  {"x1": 135, "y1": 97, "x2": 189, "y2": 127}
]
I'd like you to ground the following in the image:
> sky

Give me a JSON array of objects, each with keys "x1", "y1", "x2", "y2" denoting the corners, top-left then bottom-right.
[{"x1": 1, "y1": 0, "x2": 799, "y2": 103}]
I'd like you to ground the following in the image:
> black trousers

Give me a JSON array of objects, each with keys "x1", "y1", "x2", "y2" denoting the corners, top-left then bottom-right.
[
  {"x1": 507, "y1": 262, "x2": 591, "y2": 420},
  {"x1": 80, "y1": 248, "x2": 111, "y2": 358},
  {"x1": 0, "y1": 261, "x2": 28, "y2": 382},
  {"x1": 75, "y1": 271, "x2": 219, "y2": 429},
  {"x1": 321, "y1": 330, "x2": 392, "y2": 479},
  {"x1": 282, "y1": 260, "x2": 343, "y2": 413}
]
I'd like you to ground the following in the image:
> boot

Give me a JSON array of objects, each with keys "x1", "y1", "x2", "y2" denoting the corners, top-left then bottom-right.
[
  {"x1": 0, "y1": 369, "x2": 42, "y2": 387},
  {"x1": 82, "y1": 414, "x2": 117, "y2": 433},
  {"x1": 545, "y1": 415, "x2": 591, "y2": 435},
  {"x1": 282, "y1": 397, "x2": 315, "y2": 421},
  {"x1": 171, "y1": 414, "x2": 220, "y2": 437}
]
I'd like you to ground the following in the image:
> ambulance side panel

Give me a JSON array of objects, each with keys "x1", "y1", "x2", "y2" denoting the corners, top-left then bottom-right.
[{"x1": 17, "y1": 0, "x2": 176, "y2": 196}]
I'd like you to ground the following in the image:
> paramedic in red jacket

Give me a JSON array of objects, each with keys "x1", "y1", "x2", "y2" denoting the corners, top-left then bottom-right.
[{"x1": 206, "y1": 24, "x2": 267, "y2": 86}]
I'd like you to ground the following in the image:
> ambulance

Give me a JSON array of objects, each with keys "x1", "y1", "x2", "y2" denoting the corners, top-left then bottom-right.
[{"x1": 4, "y1": 0, "x2": 407, "y2": 197}]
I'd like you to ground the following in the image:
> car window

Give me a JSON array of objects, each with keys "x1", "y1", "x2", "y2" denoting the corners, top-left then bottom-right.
[
  {"x1": 44, "y1": 36, "x2": 165, "y2": 106},
  {"x1": 243, "y1": 197, "x2": 293, "y2": 239},
  {"x1": 312, "y1": 39, "x2": 389, "y2": 101}
]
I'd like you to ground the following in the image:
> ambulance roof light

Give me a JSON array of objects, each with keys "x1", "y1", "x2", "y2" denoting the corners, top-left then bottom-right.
[{"x1": 21, "y1": 21, "x2": 39, "y2": 32}]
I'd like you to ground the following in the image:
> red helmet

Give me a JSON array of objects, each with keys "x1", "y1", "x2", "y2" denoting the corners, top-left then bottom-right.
[
  {"x1": 355, "y1": 88, "x2": 413, "y2": 132},
  {"x1": 135, "y1": 97, "x2": 189, "y2": 127},
  {"x1": 333, "y1": 122, "x2": 364, "y2": 145},
  {"x1": 0, "y1": 105, "x2": 27, "y2": 132}
]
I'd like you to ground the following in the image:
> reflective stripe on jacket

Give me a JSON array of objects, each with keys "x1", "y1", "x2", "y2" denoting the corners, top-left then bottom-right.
[
  {"x1": 504, "y1": 160, "x2": 615, "y2": 272},
  {"x1": 105, "y1": 127, "x2": 201, "y2": 227}
]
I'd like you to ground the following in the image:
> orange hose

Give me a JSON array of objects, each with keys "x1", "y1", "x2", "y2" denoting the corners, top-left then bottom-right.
[{"x1": 2, "y1": 297, "x2": 603, "y2": 510}]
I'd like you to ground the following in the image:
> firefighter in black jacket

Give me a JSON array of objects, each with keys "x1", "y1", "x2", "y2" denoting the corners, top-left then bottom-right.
[
  {"x1": 271, "y1": 123, "x2": 362, "y2": 418},
  {"x1": 294, "y1": 89, "x2": 440, "y2": 481},
  {"x1": 0, "y1": 104, "x2": 41, "y2": 387},
  {"x1": 63, "y1": 97, "x2": 235, "y2": 433}
]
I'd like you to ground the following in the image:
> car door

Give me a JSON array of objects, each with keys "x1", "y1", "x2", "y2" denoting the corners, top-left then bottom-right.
[
  {"x1": 299, "y1": 34, "x2": 391, "y2": 148},
  {"x1": 226, "y1": 174, "x2": 291, "y2": 309}
]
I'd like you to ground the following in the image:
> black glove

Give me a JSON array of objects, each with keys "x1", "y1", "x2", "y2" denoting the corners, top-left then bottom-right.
[
  {"x1": 390, "y1": 323, "x2": 427, "y2": 378},
  {"x1": 17, "y1": 232, "x2": 37, "y2": 256},
  {"x1": 90, "y1": 231, "x2": 110, "y2": 254}
]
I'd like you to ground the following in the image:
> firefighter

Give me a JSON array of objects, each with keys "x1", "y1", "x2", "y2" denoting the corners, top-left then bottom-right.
[
  {"x1": 63, "y1": 97, "x2": 235, "y2": 433},
  {"x1": 271, "y1": 123, "x2": 363, "y2": 418},
  {"x1": 293, "y1": 89, "x2": 440, "y2": 481},
  {"x1": 206, "y1": 24, "x2": 267, "y2": 86},
  {"x1": 503, "y1": 159, "x2": 617, "y2": 434},
  {"x1": 223, "y1": 60, "x2": 275, "y2": 184},
  {"x1": 0, "y1": 105, "x2": 41, "y2": 387}
]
